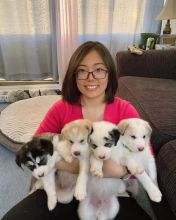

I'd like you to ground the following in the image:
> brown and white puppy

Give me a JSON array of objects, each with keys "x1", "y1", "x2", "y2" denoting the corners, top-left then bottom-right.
[
  {"x1": 16, "y1": 133, "x2": 73, "y2": 210},
  {"x1": 58, "y1": 119, "x2": 92, "y2": 202}
]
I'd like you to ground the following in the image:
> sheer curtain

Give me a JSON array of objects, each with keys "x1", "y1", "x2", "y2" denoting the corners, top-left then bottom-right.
[
  {"x1": 0, "y1": 0, "x2": 163, "y2": 85},
  {"x1": 78, "y1": 0, "x2": 164, "y2": 58},
  {"x1": 55, "y1": 0, "x2": 78, "y2": 87},
  {"x1": 0, "y1": 0, "x2": 57, "y2": 81}
]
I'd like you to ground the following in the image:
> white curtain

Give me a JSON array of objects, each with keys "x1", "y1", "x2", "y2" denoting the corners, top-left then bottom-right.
[
  {"x1": 0, "y1": 0, "x2": 57, "y2": 81},
  {"x1": 55, "y1": 0, "x2": 79, "y2": 88},
  {"x1": 0, "y1": 0, "x2": 163, "y2": 86},
  {"x1": 78, "y1": 0, "x2": 164, "y2": 58}
]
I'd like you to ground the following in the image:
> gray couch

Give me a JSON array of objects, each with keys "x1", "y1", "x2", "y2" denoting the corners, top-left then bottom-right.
[{"x1": 116, "y1": 49, "x2": 176, "y2": 220}]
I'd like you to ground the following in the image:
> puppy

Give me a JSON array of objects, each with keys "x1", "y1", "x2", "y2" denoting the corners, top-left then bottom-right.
[
  {"x1": 58, "y1": 119, "x2": 92, "y2": 202},
  {"x1": 90, "y1": 119, "x2": 162, "y2": 203},
  {"x1": 78, "y1": 121, "x2": 126, "y2": 220},
  {"x1": 16, "y1": 133, "x2": 73, "y2": 210},
  {"x1": 116, "y1": 118, "x2": 162, "y2": 202}
]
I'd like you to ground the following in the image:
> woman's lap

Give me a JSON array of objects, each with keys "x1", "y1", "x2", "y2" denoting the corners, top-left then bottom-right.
[{"x1": 2, "y1": 190, "x2": 151, "y2": 220}]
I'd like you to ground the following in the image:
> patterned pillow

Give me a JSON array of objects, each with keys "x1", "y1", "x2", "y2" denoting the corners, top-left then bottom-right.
[{"x1": 0, "y1": 95, "x2": 61, "y2": 152}]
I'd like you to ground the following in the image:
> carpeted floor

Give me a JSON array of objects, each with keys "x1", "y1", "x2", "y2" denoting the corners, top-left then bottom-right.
[{"x1": 0, "y1": 144, "x2": 31, "y2": 218}]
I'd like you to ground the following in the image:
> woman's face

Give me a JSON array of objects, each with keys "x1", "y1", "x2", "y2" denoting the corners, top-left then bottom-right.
[{"x1": 76, "y1": 50, "x2": 108, "y2": 101}]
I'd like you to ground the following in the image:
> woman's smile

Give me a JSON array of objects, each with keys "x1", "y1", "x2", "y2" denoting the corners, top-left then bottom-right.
[{"x1": 85, "y1": 85, "x2": 98, "y2": 90}]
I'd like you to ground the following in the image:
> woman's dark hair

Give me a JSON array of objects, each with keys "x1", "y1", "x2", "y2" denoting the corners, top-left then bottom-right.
[{"x1": 62, "y1": 41, "x2": 118, "y2": 104}]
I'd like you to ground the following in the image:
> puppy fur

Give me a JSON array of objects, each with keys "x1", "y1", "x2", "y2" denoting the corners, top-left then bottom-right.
[
  {"x1": 116, "y1": 118, "x2": 162, "y2": 202},
  {"x1": 57, "y1": 119, "x2": 92, "y2": 202},
  {"x1": 90, "y1": 118, "x2": 162, "y2": 203},
  {"x1": 78, "y1": 121, "x2": 126, "y2": 220},
  {"x1": 16, "y1": 133, "x2": 73, "y2": 210}
]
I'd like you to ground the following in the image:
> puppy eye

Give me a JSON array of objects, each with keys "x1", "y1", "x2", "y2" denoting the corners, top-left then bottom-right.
[
  {"x1": 38, "y1": 158, "x2": 46, "y2": 165},
  {"x1": 68, "y1": 140, "x2": 73, "y2": 144},
  {"x1": 80, "y1": 139, "x2": 84, "y2": 143},
  {"x1": 143, "y1": 135, "x2": 146, "y2": 139},
  {"x1": 131, "y1": 135, "x2": 136, "y2": 139},
  {"x1": 91, "y1": 144, "x2": 97, "y2": 149},
  {"x1": 104, "y1": 143, "x2": 112, "y2": 148},
  {"x1": 26, "y1": 163, "x2": 35, "y2": 170}
]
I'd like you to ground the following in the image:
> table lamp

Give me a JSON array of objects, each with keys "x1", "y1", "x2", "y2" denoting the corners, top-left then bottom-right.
[{"x1": 156, "y1": 0, "x2": 176, "y2": 34}]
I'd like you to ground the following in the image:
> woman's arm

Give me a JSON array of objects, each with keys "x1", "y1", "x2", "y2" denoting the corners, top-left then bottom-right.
[
  {"x1": 56, "y1": 159, "x2": 127, "y2": 178},
  {"x1": 103, "y1": 160, "x2": 127, "y2": 178},
  {"x1": 34, "y1": 99, "x2": 65, "y2": 136}
]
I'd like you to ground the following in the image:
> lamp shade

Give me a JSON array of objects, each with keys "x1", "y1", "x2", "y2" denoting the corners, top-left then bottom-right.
[{"x1": 156, "y1": 0, "x2": 176, "y2": 20}]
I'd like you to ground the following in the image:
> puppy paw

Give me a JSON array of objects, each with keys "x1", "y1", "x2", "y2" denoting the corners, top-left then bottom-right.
[
  {"x1": 64, "y1": 155, "x2": 73, "y2": 163},
  {"x1": 90, "y1": 168, "x2": 103, "y2": 178},
  {"x1": 74, "y1": 187, "x2": 87, "y2": 201},
  {"x1": 148, "y1": 186, "x2": 162, "y2": 203},
  {"x1": 129, "y1": 165, "x2": 144, "y2": 175},
  {"x1": 48, "y1": 197, "x2": 57, "y2": 211}
]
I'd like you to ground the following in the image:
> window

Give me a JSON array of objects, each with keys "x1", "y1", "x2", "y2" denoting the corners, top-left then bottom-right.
[{"x1": 0, "y1": 0, "x2": 58, "y2": 82}]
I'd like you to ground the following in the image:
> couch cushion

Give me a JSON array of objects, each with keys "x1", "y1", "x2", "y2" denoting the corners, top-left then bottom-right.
[
  {"x1": 116, "y1": 50, "x2": 176, "y2": 79},
  {"x1": 0, "y1": 95, "x2": 61, "y2": 152},
  {"x1": 117, "y1": 76, "x2": 176, "y2": 155},
  {"x1": 157, "y1": 139, "x2": 176, "y2": 217}
]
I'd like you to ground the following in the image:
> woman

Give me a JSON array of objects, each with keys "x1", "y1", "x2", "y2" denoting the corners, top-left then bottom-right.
[{"x1": 2, "y1": 41, "x2": 152, "y2": 220}]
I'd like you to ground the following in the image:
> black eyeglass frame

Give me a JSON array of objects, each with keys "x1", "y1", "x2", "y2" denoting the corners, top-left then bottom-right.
[{"x1": 76, "y1": 69, "x2": 108, "y2": 80}]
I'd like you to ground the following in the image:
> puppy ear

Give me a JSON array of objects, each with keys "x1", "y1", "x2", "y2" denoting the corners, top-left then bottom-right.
[
  {"x1": 144, "y1": 121, "x2": 152, "y2": 136},
  {"x1": 117, "y1": 119, "x2": 130, "y2": 135},
  {"x1": 15, "y1": 145, "x2": 27, "y2": 169},
  {"x1": 40, "y1": 139, "x2": 53, "y2": 156},
  {"x1": 84, "y1": 120, "x2": 92, "y2": 134},
  {"x1": 109, "y1": 128, "x2": 120, "y2": 145},
  {"x1": 87, "y1": 127, "x2": 93, "y2": 144},
  {"x1": 61, "y1": 124, "x2": 69, "y2": 137}
]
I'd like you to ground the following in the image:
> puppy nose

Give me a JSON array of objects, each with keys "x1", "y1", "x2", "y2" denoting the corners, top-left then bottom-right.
[
  {"x1": 73, "y1": 151, "x2": 80, "y2": 156},
  {"x1": 38, "y1": 173, "x2": 44, "y2": 178},
  {"x1": 99, "y1": 155, "x2": 105, "y2": 160},
  {"x1": 138, "y1": 147, "x2": 144, "y2": 152}
]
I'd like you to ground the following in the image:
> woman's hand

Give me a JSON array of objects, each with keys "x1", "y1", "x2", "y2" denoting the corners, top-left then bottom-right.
[
  {"x1": 56, "y1": 158, "x2": 127, "y2": 179},
  {"x1": 56, "y1": 158, "x2": 79, "y2": 174},
  {"x1": 102, "y1": 160, "x2": 127, "y2": 178}
]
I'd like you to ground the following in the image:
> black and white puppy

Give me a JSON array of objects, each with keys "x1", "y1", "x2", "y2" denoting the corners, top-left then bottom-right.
[
  {"x1": 78, "y1": 122, "x2": 126, "y2": 220},
  {"x1": 16, "y1": 133, "x2": 73, "y2": 210}
]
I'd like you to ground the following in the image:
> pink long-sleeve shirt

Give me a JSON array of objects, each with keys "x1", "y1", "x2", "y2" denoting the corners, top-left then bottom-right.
[{"x1": 35, "y1": 97, "x2": 140, "y2": 135}]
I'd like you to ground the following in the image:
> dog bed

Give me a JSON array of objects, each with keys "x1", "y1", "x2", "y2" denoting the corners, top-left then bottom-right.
[{"x1": 0, "y1": 95, "x2": 61, "y2": 152}]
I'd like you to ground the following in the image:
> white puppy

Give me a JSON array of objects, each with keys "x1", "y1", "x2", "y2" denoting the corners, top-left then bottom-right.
[
  {"x1": 116, "y1": 118, "x2": 162, "y2": 202},
  {"x1": 16, "y1": 133, "x2": 73, "y2": 210},
  {"x1": 90, "y1": 119, "x2": 162, "y2": 203},
  {"x1": 78, "y1": 122, "x2": 126, "y2": 220},
  {"x1": 58, "y1": 119, "x2": 92, "y2": 202}
]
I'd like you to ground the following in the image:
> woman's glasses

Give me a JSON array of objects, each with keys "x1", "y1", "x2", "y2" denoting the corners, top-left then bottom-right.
[{"x1": 76, "y1": 68, "x2": 108, "y2": 80}]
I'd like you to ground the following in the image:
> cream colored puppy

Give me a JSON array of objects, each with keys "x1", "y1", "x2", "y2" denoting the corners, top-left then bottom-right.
[{"x1": 59, "y1": 119, "x2": 92, "y2": 201}]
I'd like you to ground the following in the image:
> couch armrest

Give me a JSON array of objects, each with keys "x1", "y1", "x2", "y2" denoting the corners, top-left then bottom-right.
[
  {"x1": 156, "y1": 139, "x2": 176, "y2": 217},
  {"x1": 116, "y1": 50, "x2": 176, "y2": 80}
]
